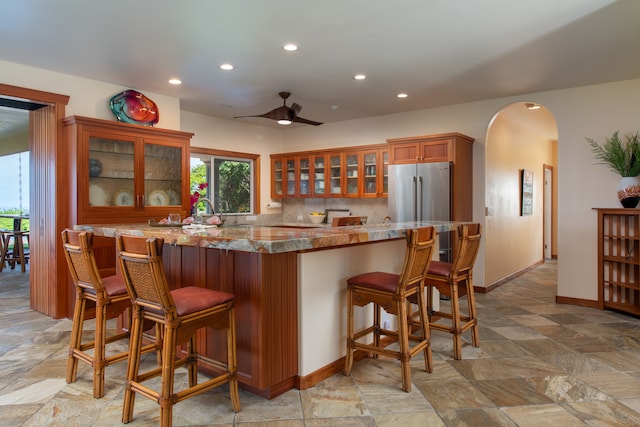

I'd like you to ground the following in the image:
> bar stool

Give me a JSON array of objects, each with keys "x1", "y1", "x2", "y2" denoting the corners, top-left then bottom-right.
[
  {"x1": 425, "y1": 223, "x2": 482, "y2": 360},
  {"x1": 117, "y1": 234, "x2": 240, "y2": 427},
  {"x1": 1, "y1": 228, "x2": 30, "y2": 273},
  {"x1": 61, "y1": 229, "x2": 139, "y2": 398},
  {"x1": 344, "y1": 226, "x2": 435, "y2": 392}
]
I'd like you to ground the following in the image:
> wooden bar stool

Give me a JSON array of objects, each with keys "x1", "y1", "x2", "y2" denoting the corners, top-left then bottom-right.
[
  {"x1": 344, "y1": 226, "x2": 435, "y2": 392},
  {"x1": 117, "y1": 235, "x2": 240, "y2": 427},
  {"x1": 425, "y1": 223, "x2": 482, "y2": 360},
  {"x1": 61, "y1": 229, "x2": 135, "y2": 398},
  {"x1": 1, "y1": 226, "x2": 29, "y2": 273}
]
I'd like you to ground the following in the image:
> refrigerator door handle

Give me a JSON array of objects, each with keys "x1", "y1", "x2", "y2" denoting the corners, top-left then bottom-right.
[
  {"x1": 412, "y1": 176, "x2": 418, "y2": 221},
  {"x1": 417, "y1": 176, "x2": 423, "y2": 221}
]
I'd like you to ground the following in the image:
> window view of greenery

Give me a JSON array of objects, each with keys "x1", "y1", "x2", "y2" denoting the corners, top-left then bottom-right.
[{"x1": 190, "y1": 152, "x2": 253, "y2": 216}]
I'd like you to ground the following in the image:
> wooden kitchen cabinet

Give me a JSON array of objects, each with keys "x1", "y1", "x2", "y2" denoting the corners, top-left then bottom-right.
[
  {"x1": 388, "y1": 132, "x2": 473, "y2": 164},
  {"x1": 163, "y1": 244, "x2": 298, "y2": 399},
  {"x1": 594, "y1": 208, "x2": 640, "y2": 316},
  {"x1": 63, "y1": 116, "x2": 192, "y2": 225},
  {"x1": 270, "y1": 143, "x2": 388, "y2": 199}
]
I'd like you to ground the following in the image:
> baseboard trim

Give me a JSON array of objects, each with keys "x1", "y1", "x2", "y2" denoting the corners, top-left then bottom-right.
[
  {"x1": 476, "y1": 259, "x2": 545, "y2": 293},
  {"x1": 555, "y1": 295, "x2": 598, "y2": 308}
]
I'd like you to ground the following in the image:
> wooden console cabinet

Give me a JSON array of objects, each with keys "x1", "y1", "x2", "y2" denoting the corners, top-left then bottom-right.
[{"x1": 595, "y1": 208, "x2": 640, "y2": 316}]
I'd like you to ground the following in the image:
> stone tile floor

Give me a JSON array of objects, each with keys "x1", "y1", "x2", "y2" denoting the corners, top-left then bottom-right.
[{"x1": 1, "y1": 260, "x2": 640, "y2": 426}]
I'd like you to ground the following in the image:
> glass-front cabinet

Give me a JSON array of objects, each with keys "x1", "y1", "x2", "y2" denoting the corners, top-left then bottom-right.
[
  {"x1": 312, "y1": 154, "x2": 327, "y2": 196},
  {"x1": 298, "y1": 156, "x2": 311, "y2": 196},
  {"x1": 272, "y1": 158, "x2": 284, "y2": 197},
  {"x1": 270, "y1": 144, "x2": 388, "y2": 199},
  {"x1": 286, "y1": 159, "x2": 296, "y2": 196},
  {"x1": 381, "y1": 149, "x2": 389, "y2": 196},
  {"x1": 64, "y1": 116, "x2": 192, "y2": 224},
  {"x1": 329, "y1": 153, "x2": 343, "y2": 196},
  {"x1": 345, "y1": 152, "x2": 360, "y2": 197}
]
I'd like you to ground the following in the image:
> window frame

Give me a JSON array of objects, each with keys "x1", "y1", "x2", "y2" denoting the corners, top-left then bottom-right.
[{"x1": 190, "y1": 146, "x2": 260, "y2": 215}]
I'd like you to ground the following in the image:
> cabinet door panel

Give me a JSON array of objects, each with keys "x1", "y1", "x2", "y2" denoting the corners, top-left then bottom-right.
[
  {"x1": 87, "y1": 134, "x2": 136, "y2": 208},
  {"x1": 144, "y1": 142, "x2": 183, "y2": 207},
  {"x1": 272, "y1": 158, "x2": 283, "y2": 197},
  {"x1": 420, "y1": 139, "x2": 450, "y2": 162}
]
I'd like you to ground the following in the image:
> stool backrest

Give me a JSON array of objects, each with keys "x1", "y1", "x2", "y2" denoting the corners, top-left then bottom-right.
[
  {"x1": 451, "y1": 223, "x2": 482, "y2": 278},
  {"x1": 397, "y1": 226, "x2": 435, "y2": 294},
  {"x1": 61, "y1": 229, "x2": 108, "y2": 294},
  {"x1": 116, "y1": 235, "x2": 176, "y2": 319}
]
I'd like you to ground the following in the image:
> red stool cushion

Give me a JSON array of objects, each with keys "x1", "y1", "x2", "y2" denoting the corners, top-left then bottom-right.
[
  {"x1": 427, "y1": 261, "x2": 452, "y2": 278},
  {"x1": 347, "y1": 271, "x2": 404, "y2": 293},
  {"x1": 103, "y1": 275, "x2": 128, "y2": 297},
  {"x1": 171, "y1": 286, "x2": 235, "y2": 316}
]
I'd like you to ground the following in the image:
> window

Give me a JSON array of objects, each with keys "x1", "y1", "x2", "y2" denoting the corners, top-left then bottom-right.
[{"x1": 190, "y1": 148, "x2": 259, "y2": 215}]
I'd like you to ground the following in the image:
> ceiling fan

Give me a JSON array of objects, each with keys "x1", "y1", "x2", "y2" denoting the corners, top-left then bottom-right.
[{"x1": 234, "y1": 91, "x2": 323, "y2": 126}]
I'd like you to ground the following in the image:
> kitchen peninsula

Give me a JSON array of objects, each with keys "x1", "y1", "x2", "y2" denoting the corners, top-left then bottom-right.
[{"x1": 78, "y1": 221, "x2": 459, "y2": 398}]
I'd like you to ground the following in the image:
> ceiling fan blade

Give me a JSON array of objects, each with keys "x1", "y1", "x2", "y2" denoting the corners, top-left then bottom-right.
[
  {"x1": 233, "y1": 112, "x2": 272, "y2": 119},
  {"x1": 290, "y1": 102, "x2": 302, "y2": 117},
  {"x1": 234, "y1": 92, "x2": 321, "y2": 125},
  {"x1": 292, "y1": 115, "x2": 323, "y2": 126}
]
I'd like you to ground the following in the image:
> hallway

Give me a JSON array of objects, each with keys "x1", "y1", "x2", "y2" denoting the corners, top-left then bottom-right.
[{"x1": 1, "y1": 261, "x2": 640, "y2": 426}]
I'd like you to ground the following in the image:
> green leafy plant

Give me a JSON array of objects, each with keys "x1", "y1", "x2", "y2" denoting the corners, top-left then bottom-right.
[{"x1": 586, "y1": 131, "x2": 640, "y2": 177}]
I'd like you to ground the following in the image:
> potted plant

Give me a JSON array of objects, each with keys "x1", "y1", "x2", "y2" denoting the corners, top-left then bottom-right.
[{"x1": 587, "y1": 131, "x2": 640, "y2": 207}]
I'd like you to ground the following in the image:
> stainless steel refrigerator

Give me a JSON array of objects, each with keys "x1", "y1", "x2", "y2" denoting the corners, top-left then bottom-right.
[{"x1": 388, "y1": 162, "x2": 452, "y2": 261}]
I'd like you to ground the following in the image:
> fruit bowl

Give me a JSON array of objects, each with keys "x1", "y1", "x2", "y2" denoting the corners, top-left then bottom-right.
[{"x1": 308, "y1": 213, "x2": 326, "y2": 224}]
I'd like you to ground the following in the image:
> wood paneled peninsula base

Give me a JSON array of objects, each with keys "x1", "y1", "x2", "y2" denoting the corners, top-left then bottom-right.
[{"x1": 78, "y1": 221, "x2": 459, "y2": 399}]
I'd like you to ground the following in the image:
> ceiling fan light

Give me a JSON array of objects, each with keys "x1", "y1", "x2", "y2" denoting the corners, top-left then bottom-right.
[{"x1": 277, "y1": 119, "x2": 292, "y2": 125}]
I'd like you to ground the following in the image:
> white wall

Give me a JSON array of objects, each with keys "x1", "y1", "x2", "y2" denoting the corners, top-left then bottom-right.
[
  {"x1": 1, "y1": 60, "x2": 181, "y2": 130},
  {"x1": 4, "y1": 58, "x2": 639, "y2": 302}
]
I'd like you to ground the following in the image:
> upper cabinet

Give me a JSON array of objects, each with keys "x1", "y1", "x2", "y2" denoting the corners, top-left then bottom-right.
[
  {"x1": 63, "y1": 116, "x2": 193, "y2": 224},
  {"x1": 388, "y1": 132, "x2": 473, "y2": 165},
  {"x1": 270, "y1": 144, "x2": 388, "y2": 199}
]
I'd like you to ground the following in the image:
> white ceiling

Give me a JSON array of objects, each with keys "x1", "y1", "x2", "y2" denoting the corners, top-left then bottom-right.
[{"x1": 1, "y1": 0, "x2": 639, "y2": 132}]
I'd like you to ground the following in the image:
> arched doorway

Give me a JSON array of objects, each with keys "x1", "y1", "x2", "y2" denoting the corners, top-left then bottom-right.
[{"x1": 484, "y1": 101, "x2": 558, "y2": 288}]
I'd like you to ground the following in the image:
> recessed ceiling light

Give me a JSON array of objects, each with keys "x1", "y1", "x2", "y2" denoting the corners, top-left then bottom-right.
[
  {"x1": 220, "y1": 63, "x2": 234, "y2": 71},
  {"x1": 525, "y1": 102, "x2": 541, "y2": 110},
  {"x1": 397, "y1": 93, "x2": 408, "y2": 99},
  {"x1": 168, "y1": 78, "x2": 182, "y2": 85},
  {"x1": 283, "y1": 43, "x2": 298, "y2": 52},
  {"x1": 330, "y1": 105, "x2": 339, "y2": 111},
  {"x1": 354, "y1": 74, "x2": 366, "y2": 80}
]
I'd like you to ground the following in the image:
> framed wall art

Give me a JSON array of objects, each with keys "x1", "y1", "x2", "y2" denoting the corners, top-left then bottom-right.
[{"x1": 521, "y1": 169, "x2": 533, "y2": 216}]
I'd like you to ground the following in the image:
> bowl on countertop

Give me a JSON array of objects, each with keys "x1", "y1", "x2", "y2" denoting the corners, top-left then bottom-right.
[{"x1": 308, "y1": 213, "x2": 326, "y2": 224}]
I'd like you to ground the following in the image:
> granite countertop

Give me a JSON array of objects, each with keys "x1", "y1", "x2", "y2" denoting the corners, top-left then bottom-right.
[{"x1": 77, "y1": 221, "x2": 460, "y2": 254}]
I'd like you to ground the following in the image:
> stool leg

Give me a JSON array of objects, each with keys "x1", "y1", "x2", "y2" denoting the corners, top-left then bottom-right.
[
  {"x1": 123, "y1": 312, "x2": 143, "y2": 424},
  {"x1": 344, "y1": 287, "x2": 355, "y2": 376},
  {"x1": 16, "y1": 233, "x2": 25, "y2": 273},
  {"x1": 0, "y1": 235, "x2": 8, "y2": 272},
  {"x1": 228, "y1": 306, "x2": 240, "y2": 412},
  {"x1": 159, "y1": 325, "x2": 177, "y2": 427},
  {"x1": 67, "y1": 293, "x2": 86, "y2": 385},
  {"x1": 93, "y1": 300, "x2": 107, "y2": 398},
  {"x1": 397, "y1": 298, "x2": 411, "y2": 392},
  {"x1": 466, "y1": 277, "x2": 480, "y2": 348},
  {"x1": 450, "y1": 283, "x2": 462, "y2": 360},
  {"x1": 418, "y1": 287, "x2": 433, "y2": 373}
]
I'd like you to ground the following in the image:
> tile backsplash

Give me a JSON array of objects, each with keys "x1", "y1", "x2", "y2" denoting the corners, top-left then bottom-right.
[{"x1": 280, "y1": 198, "x2": 389, "y2": 224}]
